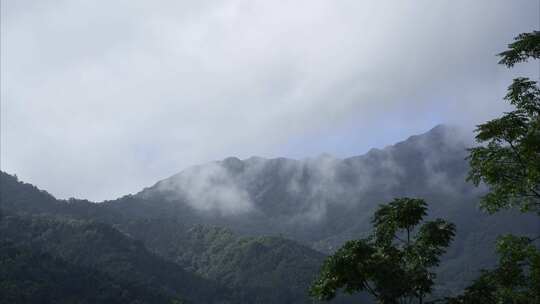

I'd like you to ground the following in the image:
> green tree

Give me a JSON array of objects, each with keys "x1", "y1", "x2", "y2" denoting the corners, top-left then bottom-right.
[
  {"x1": 446, "y1": 31, "x2": 540, "y2": 304},
  {"x1": 445, "y1": 235, "x2": 540, "y2": 304},
  {"x1": 310, "y1": 198, "x2": 455, "y2": 304},
  {"x1": 467, "y1": 32, "x2": 540, "y2": 214}
]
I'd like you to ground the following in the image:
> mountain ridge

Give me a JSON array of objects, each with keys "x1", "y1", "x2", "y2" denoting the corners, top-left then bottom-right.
[{"x1": 143, "y1": 124, "x2": 458, "y2": 193}]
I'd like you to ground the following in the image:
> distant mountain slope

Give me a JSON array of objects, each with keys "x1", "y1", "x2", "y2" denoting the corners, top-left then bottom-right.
[
  {"x1": 0, "y1": 215, "x2": 231, "y2": 304},
  {"x1": 0, "y1": 171, "x2": 123, "y2": 222},
  {"x1": 120, "y1": 219, "x2": 364, "y2": 303},
  {"x1": 0, "y1": 240, "x2": 174, "y2": 304},
  {"x1": 124, "y1": 125, "x2": 476, "y2": 242}
]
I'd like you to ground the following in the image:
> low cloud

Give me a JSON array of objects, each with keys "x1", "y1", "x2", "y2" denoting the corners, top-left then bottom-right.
[
  {"x1": 157, "y1": 162, "x2": 253, "y2": 215},
  {"x1": 138, "y1": 125, "x2": 484, "y2": 226}
]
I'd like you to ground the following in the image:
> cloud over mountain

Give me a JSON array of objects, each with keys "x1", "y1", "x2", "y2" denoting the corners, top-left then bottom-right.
[{"x1": 1, "y1": 1, "x2": 537, "y2": 200}]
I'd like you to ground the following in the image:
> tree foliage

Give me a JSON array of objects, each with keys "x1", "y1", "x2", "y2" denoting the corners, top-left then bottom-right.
[
  {"x1": 467, "y1": 33, "x2": 540, "y2": 214},
  {"x1": 449, "y1": 30, "x2": 540, "y2": 304},
  {"x1": 310, "y1": 198, "x2": 455, "y2": 304},
  {"x1": 498, "y1": 31, "x2": 540, "y2": 67},
  {"x1": 444, "y1": 235, "x2": 540, "y2": 304}
]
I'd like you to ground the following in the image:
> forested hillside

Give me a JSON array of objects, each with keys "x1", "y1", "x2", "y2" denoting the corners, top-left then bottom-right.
[
  {"x1": 0, "y1": 215, "x2": 230, "y2": 303},
  {"x1": 119, "y1": 219, "x2": 365, "y2": 303},
  {"x1": 1, "y1": 173, "x2": 356, "y2": 303},
  {"x1": 0, "y1": 240, "x2": 175, "y2": 304}
]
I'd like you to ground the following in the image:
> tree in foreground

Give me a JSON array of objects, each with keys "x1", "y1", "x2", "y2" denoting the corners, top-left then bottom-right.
[
  {"x1": 445, "y1": 235, "x2": 540, "y2": 304},
  {"x1": 445, "y1": 31, "x2": 540, "y2": 304},
  {"x1": 467, "y1": 31, "x2": 540, "y2": 214},
  {"x1": 310, "y1": 198, "x2": 455, "y2": 304}
]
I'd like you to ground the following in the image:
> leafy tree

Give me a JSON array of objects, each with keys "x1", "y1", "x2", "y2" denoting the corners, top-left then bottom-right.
[
  {"x1": 446, "y1": 31, "x2": 540, "y2": 303},
  {"x1": 498, "y1": 31, "x2": 540, "y2": 67},
  {"x1": 467, "y1": 31, "x2": 540, "y2": 214},
  {"x1": 444, "y1": 235, "x2": 540, "y2": 304},
  {"x1": 310, "y1": 198, "x2": 455, "y2": 304}
]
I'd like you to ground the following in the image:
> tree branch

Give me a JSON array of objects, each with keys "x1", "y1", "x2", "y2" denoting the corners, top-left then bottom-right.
[{"x1": 504, "y1": 138, "x2": 540, "y2": 199}]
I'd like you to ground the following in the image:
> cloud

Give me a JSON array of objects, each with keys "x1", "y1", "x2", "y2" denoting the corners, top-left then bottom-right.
[
  {"x1": 157, "y1": 161, "x2": 253, "y2": 215},
  {"x1": 1, "y1": 0, "x2": 537, "y2": 200},
  {"x1": 146, "y1": 125, "x2": 473, "y2": 222}
]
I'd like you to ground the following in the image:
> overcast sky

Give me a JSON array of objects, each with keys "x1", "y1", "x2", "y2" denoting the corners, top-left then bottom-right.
[{"x1": 1, "y1": 0, "x2": 538, "y2": 201}]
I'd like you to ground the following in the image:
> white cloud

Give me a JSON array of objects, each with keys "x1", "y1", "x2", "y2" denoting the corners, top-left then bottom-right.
[{"x1": 157, "y1": 161, "x2": 253, "y2": 215}]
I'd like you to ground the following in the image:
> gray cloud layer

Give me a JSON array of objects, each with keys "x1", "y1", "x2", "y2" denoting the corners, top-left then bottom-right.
[{"x1": 1, "y1": 0, "x2": 537, "y2": 200}]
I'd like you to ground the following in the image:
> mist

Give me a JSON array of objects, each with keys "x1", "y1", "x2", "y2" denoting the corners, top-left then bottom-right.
[{"x1": 147, "y1": 125, "x2": 477, "y2": 225}]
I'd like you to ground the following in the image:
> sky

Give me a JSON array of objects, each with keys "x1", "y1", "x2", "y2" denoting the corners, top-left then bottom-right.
[{"x1": 1, "y1": 0, "x2": 538, "y2": 201}]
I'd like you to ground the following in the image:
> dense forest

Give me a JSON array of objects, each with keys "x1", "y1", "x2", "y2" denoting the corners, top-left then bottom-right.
[{"x1": 1, "y1": 169, "x2": 367, "y2": 303}]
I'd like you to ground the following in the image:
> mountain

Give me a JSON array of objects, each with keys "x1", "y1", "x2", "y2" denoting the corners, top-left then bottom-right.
[
  {"x1": 104, "y1": 125, "x2": 540, "y2": 295},
  {"x1": 1, "y1": 173, "x2": 351, "y2": 303},
  {"x1": 1, "y1": 125, "x2": 539, "y2": 300},
  {"x1": 112, "y1": 125, "x2": 477, "y2": 243}
]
